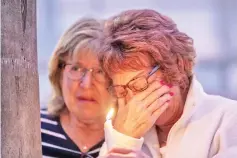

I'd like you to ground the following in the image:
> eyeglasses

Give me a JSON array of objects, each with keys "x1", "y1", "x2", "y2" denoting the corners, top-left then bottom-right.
[
  {"x1": 110, "y1": 65, "x2": 160, "y2": 98},
  {"x1": 61, "y1": 63, "x2": 107, "y2": 83}
]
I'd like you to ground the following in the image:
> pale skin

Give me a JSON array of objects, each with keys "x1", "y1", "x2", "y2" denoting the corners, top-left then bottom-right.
[
  {"x1": 58, "y1": 50, "x2": 185, "y2": 156},
  {"x1": 102, "y1": 60, "x2": 187, "y2": 157},
  {"x1": 59, "y1": 51, "x2": 113, "y2": 152},
  {"x1": 111, "y1": 67, "x2": 185, "y2": 144}
]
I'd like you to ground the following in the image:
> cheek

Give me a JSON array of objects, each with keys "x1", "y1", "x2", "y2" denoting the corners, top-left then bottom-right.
[
  {"x1": 95, "y1": 85, "x2": 111, "y2": 102},
  {"x1": 61, "y1": 74, "x2": 77, "y2": 99},
  {"x1": 95, "y1": 84, "x2": 116, "y2": 110}
]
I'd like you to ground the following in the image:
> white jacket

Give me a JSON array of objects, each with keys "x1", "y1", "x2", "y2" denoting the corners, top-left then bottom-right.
[{"x1": 99, "y1": 78, "x2": 237, "y2": 158}]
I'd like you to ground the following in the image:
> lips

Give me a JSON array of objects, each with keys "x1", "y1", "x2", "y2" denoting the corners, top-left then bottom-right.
[{"x1": 77, "y1": 96, "x2": 96, "y2": 102}]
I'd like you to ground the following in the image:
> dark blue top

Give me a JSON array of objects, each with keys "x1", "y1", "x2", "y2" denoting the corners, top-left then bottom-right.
[{"x1": 41, "y1": 109, "x2": 104, "y2": 158}]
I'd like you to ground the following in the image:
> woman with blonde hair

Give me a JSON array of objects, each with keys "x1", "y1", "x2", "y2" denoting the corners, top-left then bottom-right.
[{"x1": 41, "y1": 18, "x2": 113, "y2": 158}]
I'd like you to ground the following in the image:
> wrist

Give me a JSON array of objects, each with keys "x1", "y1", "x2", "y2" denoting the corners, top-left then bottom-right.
[{"x1": 114, "y1": 124, "x2": 141, "y2": 139}]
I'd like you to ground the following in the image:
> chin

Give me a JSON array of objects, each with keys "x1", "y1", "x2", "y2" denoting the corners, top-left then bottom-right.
[
  {"x1": 72, "y1": 103, "x2": 106, "y2": 119},
  {"x1": 77, "y1": 110, "x2": 104, "y2": 120}
]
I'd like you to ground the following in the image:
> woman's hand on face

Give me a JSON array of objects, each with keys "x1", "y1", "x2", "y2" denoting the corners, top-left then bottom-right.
[
  {"x1": 113, "y1": 80, "x2": 173, "y2": 138},
  {"x1": 99, "y1": 148, "x2": 150, "y2": 158}
]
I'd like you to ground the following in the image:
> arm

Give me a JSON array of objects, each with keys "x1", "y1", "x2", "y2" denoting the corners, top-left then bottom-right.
[{"x1": 99, "y1": 148, "x2": 151, "y2": 158}]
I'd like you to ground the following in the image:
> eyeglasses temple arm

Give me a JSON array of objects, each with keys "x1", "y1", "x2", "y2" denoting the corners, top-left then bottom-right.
[{"x1": 148, "y1": 65, "x2": 160, "y2": 76}]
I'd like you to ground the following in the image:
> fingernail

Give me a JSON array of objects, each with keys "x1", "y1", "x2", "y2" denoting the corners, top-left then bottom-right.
[
  {"x1": 167, "y1": 84, "x2": 173, "y2": 88},
  {"x1": 169, "y1": 92, "x2": 174, "y2": 96},
  {"x1": 160, "y1": 80, "x2": 165, "y2": 85}
]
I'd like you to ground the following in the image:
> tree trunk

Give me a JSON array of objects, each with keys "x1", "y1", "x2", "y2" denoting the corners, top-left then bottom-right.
[{"x1": 1, "y1": 0, "x2": 42, "y2": 157}]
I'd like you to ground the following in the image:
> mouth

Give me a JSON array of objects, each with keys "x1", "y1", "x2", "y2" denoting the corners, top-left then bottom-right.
[{"x1": 77, "y1": 96, "x2": 96, "y2": 102}]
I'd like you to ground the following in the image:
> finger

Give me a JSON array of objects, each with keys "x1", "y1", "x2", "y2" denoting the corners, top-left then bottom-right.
[
  {"x1": 118, "y1": 97, "x2": 125, "y2": 108},
  {"x1": 106, "y1": 153, "x2": 136, "y2": 158},
  {"x1": 109, "y1": 148, "x2": 150, "y2": 158},
  {"x1": 109, "y1": 148, "x2": 133, "y2": 154},
  {"x1": 132, "y1": 101, "x2": 170, "y2": 135},
  {"x1": 142, "y1": 85, "x2": 171, "y2": 108},
  {"x1": 152, "y1": 102, "x2": 169, "y2": 120},
  {"x1": 134, "y1": 80, "x2": 163, "y2": 101},
  {"x1": 147, "y1": 93, "x2": 173, "y2": 113}
]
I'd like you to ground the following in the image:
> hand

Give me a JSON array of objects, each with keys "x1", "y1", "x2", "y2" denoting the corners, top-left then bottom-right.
[
  {"x1": 113, "y1": 80, "x2": 173, "y2": 138},
  {"x1": 99, "y1": 148, "x2": 150, "y2": 158}
]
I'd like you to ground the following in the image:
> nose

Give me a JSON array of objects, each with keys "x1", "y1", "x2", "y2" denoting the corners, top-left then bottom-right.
[{"x1": 80, "y1": 71, "x2": 93, "y2": 89}]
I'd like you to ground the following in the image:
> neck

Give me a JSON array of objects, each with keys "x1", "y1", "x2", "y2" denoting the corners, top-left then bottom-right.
[
  {"x1": 60, "y1": 109, "x2": 105, "y2": 152},
  {"x1": 60, "y1": 109, "x2": 105, "y2": 133}
]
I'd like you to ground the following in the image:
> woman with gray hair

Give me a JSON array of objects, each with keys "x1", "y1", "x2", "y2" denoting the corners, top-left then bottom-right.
[{"x1": 40, "y1": 18, "x2": 113, "y2": 158}]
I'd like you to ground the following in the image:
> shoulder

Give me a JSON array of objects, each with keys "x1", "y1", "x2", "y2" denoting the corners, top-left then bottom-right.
[
  {"x1": 201, "y1": 94, "x2": 237, "y2": 115},
  {"x1": 40, "y1": 109, "x2": 71, "y2": 156},
  {"x1": 193, "y1": 93, "x2": 237, "y2": 127},
  {"x1": 41, "y1": 108, "x2": 67, "y2": 143},
  {"x1": 41, "y1": 109, "x2": 62, "y2": 134},
  {"x1": 40, "y1": 109, "x2": 66, "y2": 139},
  {"x1": 41, "y1": 109, "x2": 59, "y2": 126},
  {"x1": 191, "y1": 78, "x2": 237, "y2": 116}
]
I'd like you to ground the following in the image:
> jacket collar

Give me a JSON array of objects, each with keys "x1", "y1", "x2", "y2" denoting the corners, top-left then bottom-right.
[{"x1": 142, "y1": 76, "x2": 205, "y2": 156}]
